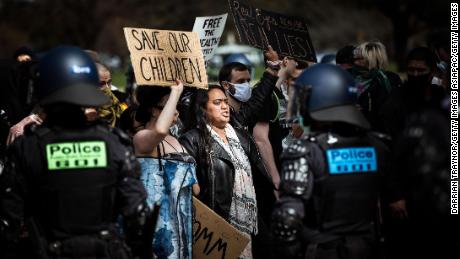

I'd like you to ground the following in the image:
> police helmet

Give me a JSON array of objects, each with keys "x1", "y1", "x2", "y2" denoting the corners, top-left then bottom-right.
[
  {"x1": 35, "y1": 46, "x2": 109, "y2": 106},
  {"x1": 291, "y1": 63, "x2": 370, "y2": 129}
]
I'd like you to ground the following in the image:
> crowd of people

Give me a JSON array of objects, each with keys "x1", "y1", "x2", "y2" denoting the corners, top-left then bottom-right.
[{"x1": 0, "y1": 36, "x2": 455, "y2": 259}]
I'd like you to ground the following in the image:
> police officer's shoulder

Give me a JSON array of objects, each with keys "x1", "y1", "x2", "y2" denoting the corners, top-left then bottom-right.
[
  {"x1": 305, "y1": 131, "x2": 327, "y2": 143},
  {"x1": 7, "y1": 124, "x2": 47, "y2": 154},
  {"x1": 368, "y1": 131, "x2": 392, "y2": 145},
  {"x1": 109, "y1": 126, "x2": 132, "y2": 147},
  {"x1": 24, "y1": 123, "x2": 49, "y2": 137},
  {"x1": 90, "y1": 122, "x2": 132, "y2": 147},
  {"x1": 368, "y1": 131, "x2": 391, "y2": 141}
]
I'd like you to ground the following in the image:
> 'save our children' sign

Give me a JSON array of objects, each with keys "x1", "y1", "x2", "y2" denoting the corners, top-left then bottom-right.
[{"x1": 124, "y1": 27, "x2": 208, "y2": 89}]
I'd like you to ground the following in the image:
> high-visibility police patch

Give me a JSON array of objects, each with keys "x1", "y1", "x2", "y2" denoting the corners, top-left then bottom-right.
[
  {"x1": 46, "y1": 141, "x2": 107, "y2": 170},
  {"x1": 326, "y1": 147, "x2": 377, "y2": 174}
]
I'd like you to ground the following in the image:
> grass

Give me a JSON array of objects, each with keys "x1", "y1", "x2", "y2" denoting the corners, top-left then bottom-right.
[{"x1": 112, "y1": 69, "x2": 127, "y2": 91}]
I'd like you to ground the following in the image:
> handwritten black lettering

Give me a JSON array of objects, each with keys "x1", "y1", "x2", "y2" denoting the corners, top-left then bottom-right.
[
  {"x1": 200, "y1": 37, "x2": 221, "y2": 48},
  {"x1": 174, "y1": 58, "x2": 183, "y2": 80},
  {"x1": 203, "y1": 17, "x2": 223, "y2": 29},
  {"x1": 205, "y1": 29, "x2": 215, "y2": 37},
  {"x1": 168, "y1": 32, "x2": 181, "y2": 52},
  {"x1": 180, "y1": 33, "x2": 192, "y2": 52},
  {"x1": 202, "y1": 48, "x2": 213, "y2": 54},
  {"x1": 193, "y1": 216, "x2": 228, "y2": 259},
  {"x1": 168, "y1": 32, "x2": 193, "y2": 53},
  {"x1": 140, "y1": 57, "x2": 151, "y2": 80},
  {"x1": 189, "y1": 57, "x2": 202, "y2": 83},
  {"x1": 141, "y1": 30, "x2": 155, "y2": 50},
  {"x1": 131, "y1": 29, "x2": 143, "y2": 50},
  {"x1": 151, "y1": 31, "x2": 164, "y2": 51},
  {"x1": 147, "y1": 56, "x2": 162, "y2": 81},
  {"x1": 167, "y1": 57, "x2": 178, "y2": 81}
]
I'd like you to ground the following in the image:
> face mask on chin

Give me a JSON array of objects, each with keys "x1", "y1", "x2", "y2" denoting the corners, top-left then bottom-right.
[{"x1": 228, "y1": 82, "x2": 252, "y2": 103}]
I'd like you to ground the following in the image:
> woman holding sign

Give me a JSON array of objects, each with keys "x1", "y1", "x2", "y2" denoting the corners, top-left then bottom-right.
[
  {"x1": 180, "y1": 84, "x2": 276, "y2": 259},
  {"x1": 133, "y1": 79, "x2": 199, "y2": 259}
]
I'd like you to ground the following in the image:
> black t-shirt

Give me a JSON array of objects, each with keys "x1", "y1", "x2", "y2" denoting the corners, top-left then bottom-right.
[{"x1": 253, "y1": 87, "x2": 289, "y2": 170}]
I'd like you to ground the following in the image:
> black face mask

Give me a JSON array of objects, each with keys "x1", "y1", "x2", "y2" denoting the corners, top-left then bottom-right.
[
  {"x1": 351, "y1": 65, "x2": 369, "y2": 76},
  {"x1": 406, "y1": 74, "x2": 431, "y2": 100},
  {"x1": 407, "y1": 74, "x2": 431, "y2": 88}
]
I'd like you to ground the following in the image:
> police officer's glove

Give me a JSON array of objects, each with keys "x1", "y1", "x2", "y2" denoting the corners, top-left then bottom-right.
[
  {"x1": 271, "y1": 202, "x2": 303, "y2": 243},
  {"x1": 279, "y1": 139, "x2": 312, "y2": 199},
  {"x1": 280, "y1": 159, "x2": 309, "y2": 195}
]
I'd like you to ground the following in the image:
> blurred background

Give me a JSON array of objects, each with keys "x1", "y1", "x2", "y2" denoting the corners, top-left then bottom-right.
[{"x1": 0, "y1": 0, "x2": 450, "y2": 87}]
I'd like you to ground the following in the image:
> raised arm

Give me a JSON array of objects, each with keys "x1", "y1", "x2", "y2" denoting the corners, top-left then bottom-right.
[
  {"x1": 133, "y1": 80, "x2": 183, "y2": 155},
  {"x1": 237, "y1": 46, "x2": 279, "y2": 126}
]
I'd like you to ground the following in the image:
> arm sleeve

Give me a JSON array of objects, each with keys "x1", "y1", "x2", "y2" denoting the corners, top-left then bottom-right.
[
  {"x1": 237, "y1": 71, "x2": 278, "y2": 127},
  {"x1": 179, "y1": 132, "x2": 200, "y2": 160}
]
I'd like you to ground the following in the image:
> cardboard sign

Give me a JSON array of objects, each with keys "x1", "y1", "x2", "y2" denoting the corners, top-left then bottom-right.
[
  {"x1": 228, "y1": 0, "x2": 317, "y2": 62},
  {"x1": 193, "y1": 13, "x2": 228, "y2": 61},
  {"x1": 192, "y1": 197, "x2": 250, "y2": 259},
  {"x1": 123, "y1": 28, "x2": 208, "y2": 89}
]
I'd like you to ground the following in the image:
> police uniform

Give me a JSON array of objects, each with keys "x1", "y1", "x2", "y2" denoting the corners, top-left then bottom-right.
[
  {"x1": 0, "y1": 46, "x2": 150, "y2": 259},
  {"x1": 271, "y1": 64, "x2": 389, "y2": 259}
]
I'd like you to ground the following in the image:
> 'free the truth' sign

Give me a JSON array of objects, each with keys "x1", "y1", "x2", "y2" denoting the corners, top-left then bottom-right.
[{"x1": 124, "y1": 27, "x2": 208, "y2": 89}]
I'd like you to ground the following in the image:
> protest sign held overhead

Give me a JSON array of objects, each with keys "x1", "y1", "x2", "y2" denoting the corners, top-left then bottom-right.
[
  {"x1": 124, "y1": 27, "x2": 208, "y2": 89},
  {"x1": 192, "y1": 197, "x2": 250, "y2": 259},
  {"x1": 193, "y1": 13, "x2": 228, "y2": 61},
  {"x1": 228, "y1": 0, "x2": 317, "y2": 62}
]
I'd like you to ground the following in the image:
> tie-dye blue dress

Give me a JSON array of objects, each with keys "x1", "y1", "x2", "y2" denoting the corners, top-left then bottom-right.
[{"x1": 137, "y1": 152, "x2": 197, "y2": 259}]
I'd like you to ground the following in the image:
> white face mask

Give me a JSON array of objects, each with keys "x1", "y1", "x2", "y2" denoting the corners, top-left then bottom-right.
[
  {"x1": 228, "y1": 82, "x2": 252, "y2": 102},
  {"x1": 431, "y1": 76, "x2": 443, "y2": 86}
]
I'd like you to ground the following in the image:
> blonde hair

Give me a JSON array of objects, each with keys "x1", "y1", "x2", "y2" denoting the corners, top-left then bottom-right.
[{"x1": 354, "y1": 41, "x2": 388, "y2": 70}]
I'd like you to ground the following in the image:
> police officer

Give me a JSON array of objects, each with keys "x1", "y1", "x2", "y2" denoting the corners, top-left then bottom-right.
[
  {"x1": 387, "y1": 98, "x2": 455, "y2": 259},
  {"x1": 271, "y1": 64, "x2": 389, "y2": 259},
  {"x1": 0, "y1": 46, "x2": 151, "y2": 259}
]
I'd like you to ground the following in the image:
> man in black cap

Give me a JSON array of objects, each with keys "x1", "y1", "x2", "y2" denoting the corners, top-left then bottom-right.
[
  {"x1": 271, "y1": 64, "x2": 389, "y2": 259},
  {"x1": 0, "y1": 46, "x2": 151, "y2": 259}
]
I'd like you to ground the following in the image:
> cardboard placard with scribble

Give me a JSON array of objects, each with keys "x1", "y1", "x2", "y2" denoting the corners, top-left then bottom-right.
[
  {"x1": 192, "y1": 197, "x2": 250, "y2": 259},
  {"x1": 124, "y1": 27, "x2": 208, "y2": 89},
  {"x1": 228, "y1": 0, "x2": 317, "y2": 62}
]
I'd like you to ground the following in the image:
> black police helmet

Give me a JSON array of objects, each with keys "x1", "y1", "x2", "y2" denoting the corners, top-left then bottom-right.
[
  {"x1": 35, "y1": 46, "x2": 109, "y2": 107},
  {"x1": 291, "y1": 63, "x2": 370, "y2": 129}
]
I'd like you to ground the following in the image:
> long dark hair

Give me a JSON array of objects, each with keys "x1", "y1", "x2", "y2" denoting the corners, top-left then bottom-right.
[
  {"x1": 134, "y1": 85, "x2": 171, "y2": 124},
  {"x1": 194, "y1": 85, "x2": 227, "y2": 164}
]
